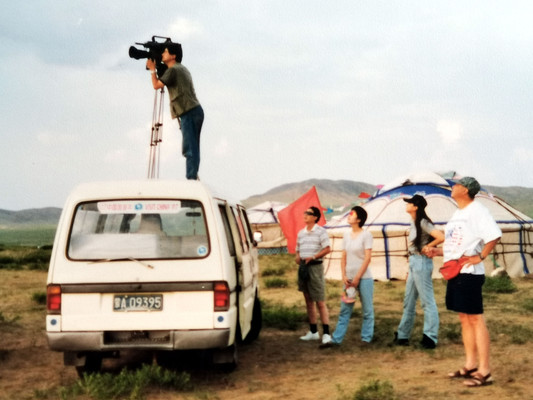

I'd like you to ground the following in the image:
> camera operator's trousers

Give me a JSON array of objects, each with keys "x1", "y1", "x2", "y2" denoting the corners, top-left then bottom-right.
[{"x1": 180, "y1": 105, "x2": 204, "y2": 180}]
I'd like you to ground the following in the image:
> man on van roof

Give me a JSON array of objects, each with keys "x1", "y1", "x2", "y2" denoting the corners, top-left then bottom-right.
[
  {"x1": 146, "y1": 43, "x2": 204, "y2": 180},
  {"x1": 295, "y1": 206, "x2": 332, "y2": 345}
]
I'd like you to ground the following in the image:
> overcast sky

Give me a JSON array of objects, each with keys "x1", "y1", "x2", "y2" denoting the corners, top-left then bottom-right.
[{"x1": 1, "y1": 1, "x2": 532, "y2": 210}]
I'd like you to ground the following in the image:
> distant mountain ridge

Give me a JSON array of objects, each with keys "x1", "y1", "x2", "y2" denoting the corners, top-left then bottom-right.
[
  {"x1": 1, "y1": 180, "x2": 532, "y2": 227},
  {"x1": 242, "y1": 179, "x2": 376, "y2": 209},
  {"x1": 0, "y1": 207, "x2": 62, "y2": 227},
  {"x1": 242, "y1": 179, "x2": 533, "y2": 218}
]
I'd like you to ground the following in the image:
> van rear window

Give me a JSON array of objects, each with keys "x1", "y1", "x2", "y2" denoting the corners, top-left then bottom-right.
[{"x1": 67, "y1": 200, "x2": 209, "y2": 260}]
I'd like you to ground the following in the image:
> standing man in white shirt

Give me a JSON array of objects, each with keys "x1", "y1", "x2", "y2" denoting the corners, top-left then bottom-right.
[
  {"x1": 428, "y1": 177, "x2": 501, "y2": 387},
  {"x1": 295, "y1": 207, "x2": 332, "y2": 345}
]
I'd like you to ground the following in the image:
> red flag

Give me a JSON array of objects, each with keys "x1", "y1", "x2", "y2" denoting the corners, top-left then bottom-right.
[
  {"x1": 358, "y1": 191, "x2": 371, "y2": 199},
  {"x1": 278, "y1": 186, "x2": 325, "y2": 254}
]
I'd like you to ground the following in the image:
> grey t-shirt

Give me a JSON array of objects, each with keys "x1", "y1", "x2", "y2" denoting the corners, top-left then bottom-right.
[
  {"x1": 160, "y1": 63, "x2": 200, "y2": 118},
  {"x1": 342, "y1": 230, "x2": 373, "y2": 280},
  {"x1": 408, "y1": 219, "x2": 436, "y2": 255}
]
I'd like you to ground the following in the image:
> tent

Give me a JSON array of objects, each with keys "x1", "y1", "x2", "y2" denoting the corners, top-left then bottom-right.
[
  {"x1": 247, "y1": 201, "x2": 288, "y2": 254},
  {"x1": 323, "y1": 172, "x2": 533, "y2": 281}
]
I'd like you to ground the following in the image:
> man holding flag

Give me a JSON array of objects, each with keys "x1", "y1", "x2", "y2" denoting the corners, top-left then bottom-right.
[{"x1": 295, "y1": 206, "x2": 332, "y2": 345}]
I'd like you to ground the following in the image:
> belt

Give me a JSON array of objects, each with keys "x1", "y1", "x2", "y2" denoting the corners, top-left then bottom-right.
[{"x1": 307, "y1": 260, "x2": 323, "y2": 265}]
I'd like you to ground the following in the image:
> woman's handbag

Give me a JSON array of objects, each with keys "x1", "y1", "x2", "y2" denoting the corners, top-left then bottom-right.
[{"x1": 440, "y1": 256, "x2": 470, "y2": 280}]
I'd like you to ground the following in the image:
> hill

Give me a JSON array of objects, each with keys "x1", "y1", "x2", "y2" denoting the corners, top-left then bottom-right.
[
  {"x1": 0, "y1": 207, "x2": 62, "y2": 227},
  {"x1": 242, "y1": 179, "x2": 376, "y2": 209},
  {"x1": 485, "y1": 185, "x2": 533, "y2": 218},
  {"x1": 243, "y1": 179, "x2": 533, "y2": 218}
]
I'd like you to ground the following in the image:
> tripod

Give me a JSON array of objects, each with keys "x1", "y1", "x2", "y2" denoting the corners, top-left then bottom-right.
[{"x1": 147, "y1": 88, "x2": 165, "y2": 179}]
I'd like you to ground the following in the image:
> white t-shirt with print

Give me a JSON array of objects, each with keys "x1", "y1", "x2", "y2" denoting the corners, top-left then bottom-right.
[{"x1": 443, "y1": 200, "x2": 501, "y2": 275}]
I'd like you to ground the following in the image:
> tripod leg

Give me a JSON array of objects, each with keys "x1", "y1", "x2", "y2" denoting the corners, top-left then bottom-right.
[{"x1": 147, "y1": 88, "x2": 165, "y2": 179}]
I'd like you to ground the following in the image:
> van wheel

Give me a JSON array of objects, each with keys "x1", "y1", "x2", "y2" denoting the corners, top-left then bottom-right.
[
  {"x1": 75, "y1": 353, "x2": 102, "y2": 378},
  {"x1": 243, "y1": 295, "x2": 262, "y2": 344},
  {"x1": 212, "y1": 344, "x2": 237, "y2": 372}
]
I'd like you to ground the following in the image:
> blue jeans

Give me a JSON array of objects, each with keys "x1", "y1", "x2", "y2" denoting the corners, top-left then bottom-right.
[
  {"x1": 180, "y1": 105, "x2": 204, "y2": 180},
  {"x1": 332, "y1": 278, "x2": 374, "y2": 343},
  {"x1": 397, "y1": 254, "x2": 439, "y2": 342}
]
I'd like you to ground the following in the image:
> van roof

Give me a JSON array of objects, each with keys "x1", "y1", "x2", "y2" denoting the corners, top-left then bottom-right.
[{"x1": 64, "y1": 180, "x2": 237, "y2": 204}]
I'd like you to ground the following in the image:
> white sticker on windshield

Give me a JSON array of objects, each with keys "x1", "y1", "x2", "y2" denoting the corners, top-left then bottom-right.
[{"x1": 97, "y1": 201, "x2": 182, "y2": 214}]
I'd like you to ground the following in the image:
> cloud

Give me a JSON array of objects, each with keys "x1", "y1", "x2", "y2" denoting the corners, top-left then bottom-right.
[
  {"x1": 212, "y1": 137, "x2": 230, "y2": 157},
  {"x1": 167, "y1": 18, "x2": 204, "y2": 40},
  {"x1": 437, "y1": 119, "x2": 463, "y2": 145},
  {"x1": 37, "y1": 131, "x2": 77, "y2": 146},
  {"x1": 513, "y1": 147, "x2": 533, "y2": 163},
  {"x1": 104, "y1": 149, "x2": 129, "y2": 164}
]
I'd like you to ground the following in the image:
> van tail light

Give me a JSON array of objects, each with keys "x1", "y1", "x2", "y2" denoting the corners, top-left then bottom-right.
[
  {"x1": 47, "y1": 285, "x2": 62, "y2": 313},
  {"x1": 213, "y1": 282, "x2": 230, "y2": 311}
]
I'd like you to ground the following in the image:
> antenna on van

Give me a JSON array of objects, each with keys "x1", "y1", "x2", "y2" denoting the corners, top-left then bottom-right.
[{"x1": 147, "y1": 88, "x2": 165, "y2": 179}]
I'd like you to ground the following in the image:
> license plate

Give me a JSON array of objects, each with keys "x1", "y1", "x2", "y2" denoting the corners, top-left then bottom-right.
[{"x1": 113, "y1": 294, "x2": 163, "y2": 312}]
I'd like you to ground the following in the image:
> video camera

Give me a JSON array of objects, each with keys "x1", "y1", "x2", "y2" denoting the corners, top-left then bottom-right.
[{"x1": 129, "y1": 36, "x2": 183, "y2": 77}]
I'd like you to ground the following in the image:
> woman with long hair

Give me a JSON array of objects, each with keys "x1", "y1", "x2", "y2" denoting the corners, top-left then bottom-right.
[{"x1": 394, "y1": 195, "x2": 444, "y2": 348}]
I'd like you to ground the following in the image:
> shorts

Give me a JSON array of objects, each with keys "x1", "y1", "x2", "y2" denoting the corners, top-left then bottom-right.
[
  {"x1": 445, "y1": 273, "x2": 485, "y2": 314},
  {"x1": 298, "y1": 263, "x2": 325, "y2": 302}
]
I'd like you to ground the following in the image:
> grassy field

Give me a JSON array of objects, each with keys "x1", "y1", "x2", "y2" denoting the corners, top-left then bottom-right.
[
  {"x1": 1, "y1": 251, "x2": 533, "y2": 399},
  {"x1": 0, "y1": 226, "x2": 56, "y2": 247}
]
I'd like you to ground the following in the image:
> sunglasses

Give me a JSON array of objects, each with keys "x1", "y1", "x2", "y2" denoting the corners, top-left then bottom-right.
[{"x1": 304, "y1": 211, "x2": 315, "y2": 216}]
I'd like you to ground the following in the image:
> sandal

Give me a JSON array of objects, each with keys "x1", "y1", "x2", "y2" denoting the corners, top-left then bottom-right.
[
  {"x1": 463, "y1": 372, "x2": 493, "y2": 387},
  {"x1": 448, "y1": 367, "x2": 478, "y2": 379}
]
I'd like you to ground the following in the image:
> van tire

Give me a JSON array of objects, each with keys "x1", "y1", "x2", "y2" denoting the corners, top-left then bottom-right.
[
  {"x1": 243, "y1": 294, "x2": 262, "y2": 344},
  {"x1": 212, "y1": 344, "x2": 237, "y2": 371},
  {"x1": 75, "y1": 353, "x2": 102, "y2": 378}
]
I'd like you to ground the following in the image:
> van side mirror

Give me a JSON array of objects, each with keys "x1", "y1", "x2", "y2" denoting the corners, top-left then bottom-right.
[{"x1": 253, "y1": 231, "x2": 263, "y2": 243}]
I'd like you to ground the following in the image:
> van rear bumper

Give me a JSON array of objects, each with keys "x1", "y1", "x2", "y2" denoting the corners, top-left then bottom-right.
[{"x1": 47, "y1": 329, "x2": 231, "y2": 351}]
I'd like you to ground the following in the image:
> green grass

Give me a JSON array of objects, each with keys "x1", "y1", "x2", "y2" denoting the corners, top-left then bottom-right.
[
  {"x1": 264, "y1": 277, "x2": 289, "y2": 288},
  {"x1": 0, "y1": 226, "x2": 56, "y2": 247},
  {"x1": 261, "y1": 267, "x2": 287, "y2": 277},
  {"x1": 0, "y1": 246, "x2": 51, "y2": 270},
  {"x1": 483, "y1": 274, "x2": 518, "y2": 293},
  {"x1": 0, "y1": 311, "x2": 21, "y2": 325},
  {"x1": 522, "y1": 298, "x2": 533, "y2": 312},
  {"x1": 31, "y1": 291, "x2": 47, "y2": 305},
  {"x1": 54, "y1": 364, "x2": 191, "y2": 400},
  {"x1": 261, "y1": 300, "x2": 307, "y2": 330},
  {"x1": 352, "y1": 380, "x2": 398, "y2": 400}
]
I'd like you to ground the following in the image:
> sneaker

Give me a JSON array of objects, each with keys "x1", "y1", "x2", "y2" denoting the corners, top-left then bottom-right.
[
  {"x1": 421, "y1": 334, "x2": 437, "y2": 349},
  {"x1": 300, "y1": 331, "x2": 320, "y2": 341},
  {"x1": 322, "y1": 333, "x2": 332, "y2": 345},
  {"x1": 319, "y1": 341, "x2": 337, "y2": 349}
]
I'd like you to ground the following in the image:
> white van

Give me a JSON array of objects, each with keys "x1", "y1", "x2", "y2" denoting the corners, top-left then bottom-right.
[{"x1": 46, "y1": 180, "x2": 261, "y2": 374}]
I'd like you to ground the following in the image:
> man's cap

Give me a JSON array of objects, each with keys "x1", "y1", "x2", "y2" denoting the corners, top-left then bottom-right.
[
  {"x1": 403, "y1": 194, "x2": 427, "y2": 209},
  {"x1": 456, "y1": 176, "x2": 481, "y2": 197}
]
